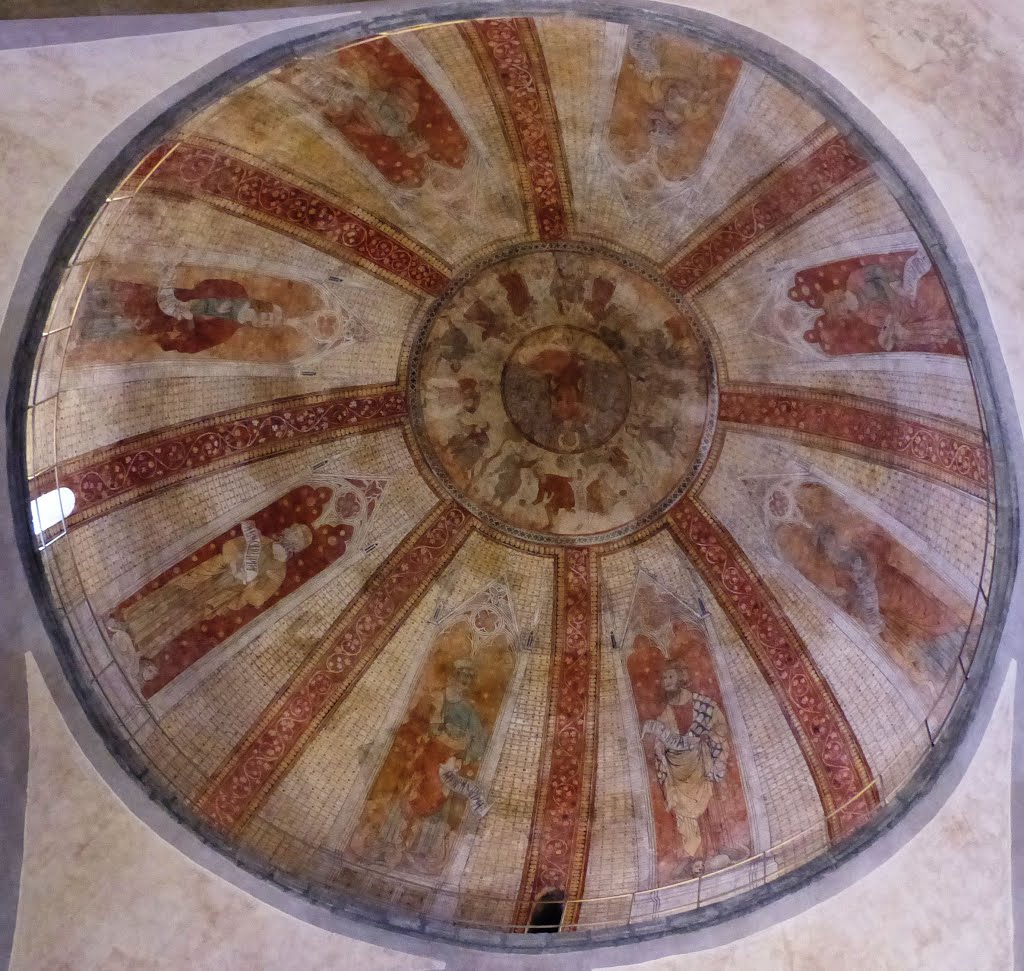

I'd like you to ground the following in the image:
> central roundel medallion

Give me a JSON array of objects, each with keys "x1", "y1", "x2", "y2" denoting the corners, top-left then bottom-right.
[
  {"x1": 409, "y1": 245, "x2": 717, "y2": 545},
  {"x1": 502, "y1": 325, "x2": 631, "y2": 454}
]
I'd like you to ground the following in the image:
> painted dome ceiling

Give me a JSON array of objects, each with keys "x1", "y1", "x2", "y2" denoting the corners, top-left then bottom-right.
[{"x1": 22, "y1": 13, "x2": 1001, "y2": 938}]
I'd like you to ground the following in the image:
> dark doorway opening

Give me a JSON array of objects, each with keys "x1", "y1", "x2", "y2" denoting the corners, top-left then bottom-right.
[{"x1": 526, "y1": 889, "x2": 566, "y2": 933}]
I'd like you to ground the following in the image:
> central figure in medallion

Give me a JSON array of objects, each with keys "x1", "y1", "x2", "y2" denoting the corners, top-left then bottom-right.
[
  {"x1": 502, "y1": 326, "x2": 631, "y2": 454},
  {"x1": 411, "y1": 245, "x2": 715, "y2": 544}
]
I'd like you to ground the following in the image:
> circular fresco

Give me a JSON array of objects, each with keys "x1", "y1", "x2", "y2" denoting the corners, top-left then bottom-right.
[
  {"x1": 11, "y1": 3, "x2": 1013, "y2": 950},
  {"x1": 502, "y1": 326, "x2": 631, "y2": 453},
  {"x1": 410, "y1": 246, "x2": 715, "y2": 543}
]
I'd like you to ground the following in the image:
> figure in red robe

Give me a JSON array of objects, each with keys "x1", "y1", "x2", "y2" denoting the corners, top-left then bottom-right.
[
  {"x1": 790, "y1": 251, "x2": 964, "y2": 357},
  {"x1": 79, "y1": 278, "x2": 283, "y2": 354}
]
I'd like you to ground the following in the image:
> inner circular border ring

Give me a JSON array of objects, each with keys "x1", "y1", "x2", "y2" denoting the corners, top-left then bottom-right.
[
  {"x1": 500, "y1": 323, "x2": 633, "y2": 454},
  {"x1": 406, "y1": 239, "x2": 721, "y2": 547}
]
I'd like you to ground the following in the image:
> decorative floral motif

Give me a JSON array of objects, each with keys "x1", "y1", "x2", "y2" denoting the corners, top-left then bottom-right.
[
  {"x1": 668, "y1": 498, "x2": 879, "y2": 840},
  {"x1": 196, "y1": 502, "x2": 473, "y2": 833},
  {"x1": 58, "y1": 389, "x2": 407, "y2": 524},
  {"x1": 665, "y1": 133, "x2": 871, "y2": 292},
  {"x1": 466, "y1": 20, "x2": 571, "y2": 240},
  {"x1": 334, "y1": 491, "x2": 364, "y2": 521},
  {"x1": 514, "y1": 548, "x2": 599, "y2": 929},
  {"x1": 141, "y1": 141, "x2": 450, "y2": 295},
  {"x1": 719, "y1": 387, "x2": 989, "y2": 498}
]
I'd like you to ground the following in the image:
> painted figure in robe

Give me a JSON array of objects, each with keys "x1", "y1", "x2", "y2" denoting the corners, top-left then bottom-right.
[
  {"x1": 276, "y1": 37, "x2": 469, "y2": 191},
  {"x1": 105, "y1": 480, "x2": 381, "y2": 697},
  {"x1": 791, "y1": 251, "x2": 963, "y2": 357},
  {"x1": 608, "y1": 29, "x2": 741, "y2": 186},
  {"x1": 643, "y1": 659, "x2": 729, "y2": 858},
  {"x1": 348, "y1": 620, "x2": 512, "y2": 874},
  {"x1": 765, "y1": 479, "x2": 971, "y2": 697},
  {"x1": 71, "y1": 266, "x2": 357, "y2": 365},
  {"x1": 626, "y1": 608, "x2": 751, "y2": 883},
  {"x1": 109, "y1": 522, "x2": 312, "y2": 676}
]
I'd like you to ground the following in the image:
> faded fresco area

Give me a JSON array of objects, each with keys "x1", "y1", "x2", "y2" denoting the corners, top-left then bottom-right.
[
  {"x1": 276, "y1": 38, "x2": 469, "y2": 192},
  {"x1": 68, "y1": 263, "x2": 368, "y2": 368},
  {"x1": 608, "y1": 29, "x2": 741, "y2": 189},
  {"x1": 414, "y1": 247, "x2": 712, "y2": 540},
  {"x1": 750, "y1": 240, "x2": 965, "y2": 360},
  {"x1": 259, "y1": 33, "x2": 525, "y2": 252}
]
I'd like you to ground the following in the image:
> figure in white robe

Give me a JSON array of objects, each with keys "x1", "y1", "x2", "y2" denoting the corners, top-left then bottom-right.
[{"x1": 643, "y1": 663, "x2": 729, "y2": 858}]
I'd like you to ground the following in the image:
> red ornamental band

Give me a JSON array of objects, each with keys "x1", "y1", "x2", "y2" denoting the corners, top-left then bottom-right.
[
  {"x1": 667, "y1": 497, "x2": 879, "y2": 839},
  {"x1": 141, "y1": 141, "x2": 450, "y2": 295},
  {"x1": 466, "y1": 19, "x2": 572, "y2": 240},
  {"x1": 719, "y1": 387, "x2": 989, "y2": 498},
  {"x1": 196, "y1": 502, "x2": 474, "y2": 833},
  {"x1": 55, "y1": 388, "x2": 407, "y2": 525},
  {"x1": 666, "y1": 132, "x2": 871, "y2": 293},
  {"x1": 513, "y1": 548, "x2": 600, "y2": 929}
]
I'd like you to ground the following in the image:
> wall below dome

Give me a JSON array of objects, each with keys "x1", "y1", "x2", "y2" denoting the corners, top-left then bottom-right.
[{"x1": 1, "y1": 2, "x2": 1023, "y2": 969}]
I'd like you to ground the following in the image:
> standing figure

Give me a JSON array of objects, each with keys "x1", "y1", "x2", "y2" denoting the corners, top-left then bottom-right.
[
  {"x1": 348, "y1": 620, "x2": 513, "y2": 876},
  {"x1": 79, "y1": 277, "x2": 284, "y2": 355},
  {"x1": 607, "y1": 30, "x2": 741, "y2": 185},
  {"x1": 277, "y1": 38, "x2": 469, "y2": 190},
  {"x1": 387, "y1": 659, "x2": 488, "y2": 866},
  {"x1": 498, "y1": 269, "x2": 532, "y2": 316},
  {"x1": 533, "y1": 473, "x2": 577, "y2": 527},
  {"x1": 445, "y1": 424, "x2": 490, "y2": 480},
  {"x1": 626, "y1": 607, "x2": 751, "y2": 883},
  {"x1": 549, "y1": 254, "x2": 588, "y2": 312},
  {"x1": 642, "y1": 662, "x2": 729, "y2": 859}
]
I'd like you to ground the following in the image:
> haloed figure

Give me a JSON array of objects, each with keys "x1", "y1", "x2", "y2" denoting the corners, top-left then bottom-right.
[{"x1": 644, "y1": 662, "x2": 730, "y2": 859}]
